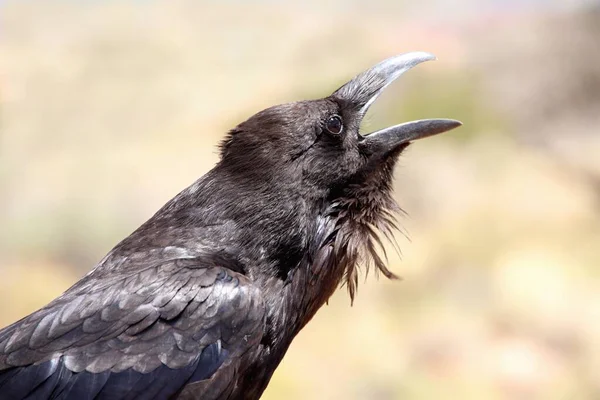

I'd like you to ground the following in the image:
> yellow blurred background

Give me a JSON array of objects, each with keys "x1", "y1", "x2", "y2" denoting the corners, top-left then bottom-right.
[{"x1": 2, "y1": 0, "x2": 600, "y2": 399}]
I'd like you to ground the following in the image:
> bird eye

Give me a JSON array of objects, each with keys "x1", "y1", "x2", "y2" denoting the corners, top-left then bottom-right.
[{"x1": 325, "y1": 115, "x2": 343, "y2": 135}]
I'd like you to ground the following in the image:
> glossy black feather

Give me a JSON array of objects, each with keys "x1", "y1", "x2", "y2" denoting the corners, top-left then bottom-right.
[{"x1": 0, "y1": 256, "x2": 264, "y2": 400}]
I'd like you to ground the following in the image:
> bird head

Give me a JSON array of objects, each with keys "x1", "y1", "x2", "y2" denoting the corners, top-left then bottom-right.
[
  {"x1": 219, "y1": 52, "x2": 461, "y2": 195},
  {"x1": 213, "y1": 52, "x2": 461, "y2": 299}
]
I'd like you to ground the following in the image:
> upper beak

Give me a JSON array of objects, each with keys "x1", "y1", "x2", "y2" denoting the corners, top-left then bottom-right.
[{"x1": 332, "y1": 52, "x2": 462, "y2": 153}]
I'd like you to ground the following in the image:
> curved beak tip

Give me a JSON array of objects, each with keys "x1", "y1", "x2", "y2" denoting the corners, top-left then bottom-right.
[
  {"x1": 332, "y1": 51, "x2": 440, "y2": 111},
  {"x1": 445, "y1": 119, "x2": 463, "y2": 130},
  {"x1": 413, "y1": 51, "x2": 437, "y2": 62},
  {"x1": 406, "y1": 118, "x2": 464, "y2": 141}
]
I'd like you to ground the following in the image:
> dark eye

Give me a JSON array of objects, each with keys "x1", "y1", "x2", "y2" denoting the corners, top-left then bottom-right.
[{"x1": 325, "y1": 115, "x2": 343, "y2": 135}]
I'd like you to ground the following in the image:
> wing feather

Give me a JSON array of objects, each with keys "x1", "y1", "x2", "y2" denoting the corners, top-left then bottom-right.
[{"x1": 0, "y1": 255, "x2": 265, "y2": 399}]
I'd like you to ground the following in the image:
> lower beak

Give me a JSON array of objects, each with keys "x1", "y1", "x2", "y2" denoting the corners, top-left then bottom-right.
[
  {"x1": 360, "y1": 119, "x2": 462, "y2": 154},
  {"x1": 332, "y1": 52, "x2": 462, "y2": 153}
]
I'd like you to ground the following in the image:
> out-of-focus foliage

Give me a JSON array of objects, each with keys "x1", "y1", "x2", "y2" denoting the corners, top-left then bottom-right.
[{"x1": 1, "y1": 1, "x2": 599, "y2": 399}]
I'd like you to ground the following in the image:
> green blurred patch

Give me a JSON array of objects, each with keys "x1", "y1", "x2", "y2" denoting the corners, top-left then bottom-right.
[{"x1": 375, "y1": 69, "x2": 510, "y2": 142}]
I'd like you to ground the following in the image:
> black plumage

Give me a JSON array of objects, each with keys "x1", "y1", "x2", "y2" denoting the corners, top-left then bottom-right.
[{"x1": 0, "y1": 52, "x2": 460, "y2": 399}]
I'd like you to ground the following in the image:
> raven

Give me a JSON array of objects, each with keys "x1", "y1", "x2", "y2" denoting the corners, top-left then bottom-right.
[{"x1": 0, "y1": 52, "x2": 461, "y2": 399}]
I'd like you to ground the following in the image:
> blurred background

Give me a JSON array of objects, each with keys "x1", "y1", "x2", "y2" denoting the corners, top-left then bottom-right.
[{"x1": 1, "y1": 0, "x2": 600, "y2": 398}]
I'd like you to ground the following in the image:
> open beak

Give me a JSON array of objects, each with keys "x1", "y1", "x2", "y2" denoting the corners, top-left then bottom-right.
[{"x1": 332, "y1": 52, "x2": 462, "y2": 154}]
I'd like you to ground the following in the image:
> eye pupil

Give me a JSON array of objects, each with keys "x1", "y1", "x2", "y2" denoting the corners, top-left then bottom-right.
[{"x1": 325, "y1": 115, "x2": 343, "y2": 134}]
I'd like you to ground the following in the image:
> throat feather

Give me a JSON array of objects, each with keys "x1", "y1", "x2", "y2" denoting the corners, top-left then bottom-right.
[{"x1": 324, "y1": 186, "x2": 403, "y2": 303}]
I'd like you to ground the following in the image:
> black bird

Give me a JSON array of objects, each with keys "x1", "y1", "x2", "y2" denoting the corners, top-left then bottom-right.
[{"x1": 0, "y1": 52, "x2": 461, "y2": 399}]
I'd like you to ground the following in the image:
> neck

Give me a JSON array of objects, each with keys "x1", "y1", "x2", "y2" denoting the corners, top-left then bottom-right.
[
  {"x1": 146, "y1": 163, "x2": 327, "y2": 277},
  {"x1": 118, "y1": 162, "x2": 398, "y2": 352}
]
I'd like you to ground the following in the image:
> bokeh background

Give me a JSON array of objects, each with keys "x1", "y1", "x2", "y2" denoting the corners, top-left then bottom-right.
[{"x1": 2, "y1": 0, "x2": 600, "y2": 398}]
